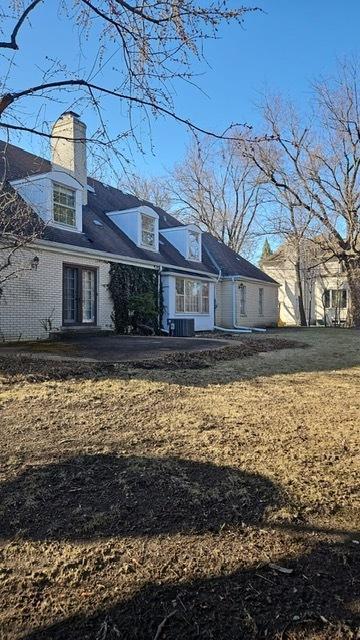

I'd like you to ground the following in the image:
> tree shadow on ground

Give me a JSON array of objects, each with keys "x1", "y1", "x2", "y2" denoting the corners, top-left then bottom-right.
[
  {"x1": 23, "y1": 539, "x2": 360, "y2": 640},
  {"x1": 0, "y1": 454, "x2": 282, "y2": 541}
]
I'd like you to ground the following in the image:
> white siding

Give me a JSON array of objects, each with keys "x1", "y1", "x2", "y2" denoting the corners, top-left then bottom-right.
[
  {"x1": 215, "y1": 279, "x2": 279, "y2": 328},
  {"x1": 262, "y1": 254, "x2": 349, "y2": 326},
  {"x1": 162, "y1": 274, "x2": 215, "y2": 332},
  {"x1": 0, "y1": 246, "x2": 113, "y2": 341}
]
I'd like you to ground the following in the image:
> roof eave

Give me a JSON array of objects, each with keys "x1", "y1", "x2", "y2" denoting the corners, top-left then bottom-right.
[
  {"x1": 34, "y1": 238, "x2": 216, "y2": 277},
  {"x1": 221, "y1": 274, "x2": 280, "y2": 286}
]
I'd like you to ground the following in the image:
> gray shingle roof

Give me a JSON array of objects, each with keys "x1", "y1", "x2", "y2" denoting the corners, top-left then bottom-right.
[
  {"x1": 202, "y1": 233, "x2": 278, "y2": 284},
  {"x1": 0, "y1": 140, "x2": 277, "y2": 284}
]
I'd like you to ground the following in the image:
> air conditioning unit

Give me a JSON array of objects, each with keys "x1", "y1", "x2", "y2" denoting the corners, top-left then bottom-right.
[{"x1": 168, "y1": 318, "x2": 195, "y2": 337}]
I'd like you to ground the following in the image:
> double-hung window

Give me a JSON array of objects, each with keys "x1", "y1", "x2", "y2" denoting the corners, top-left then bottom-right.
[
  {"x1": 324, "y1": 289, "x2": 347, "y2": 309},
  {"x1": 188, "y1": 231, "x2": 201, "y2": 261},
  {"x1": 53, "y1": 184, "x2": 76, "y2": 227},
  {"x1": 175, "y1": 278, "x2": 209, "y2": 314},
  {"x1": 259, "y1": 287, "x2": 264, "y2": 315},
  {"x1": 239, "y1": 284, "x2": 246, "y2": 315},
  {"x1": 141, "y1": 214, "x2": 156, "y2": 249}
]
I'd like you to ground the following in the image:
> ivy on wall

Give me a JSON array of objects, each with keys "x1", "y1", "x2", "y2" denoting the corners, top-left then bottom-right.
[{"x1": 108, "y1": 263, "x2": 163, "y2": 334}]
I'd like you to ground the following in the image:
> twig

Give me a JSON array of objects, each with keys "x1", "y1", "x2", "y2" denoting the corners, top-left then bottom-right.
[
  {"x1": 153, "y1": 610, "x2": 177, "y2": 640},
  {"x1": 0, "y1": 0, "x2": 42, "y2": 50}
]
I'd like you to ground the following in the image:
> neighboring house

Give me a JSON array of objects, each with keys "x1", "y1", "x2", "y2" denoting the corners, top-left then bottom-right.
[
  {"x1": 0, "y1": 111, "x2": 279, "y2": 341},
  {"x1": 261, "y1": 238, "x2": 349, "y2": 326}
]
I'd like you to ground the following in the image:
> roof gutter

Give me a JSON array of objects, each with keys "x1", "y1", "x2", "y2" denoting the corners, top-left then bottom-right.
[
  {"x1": 222, "y1": 274, "x2": 280, "y2": 287},
  {"x1": 161, "y1": 270, "x2": 217, "y2": 282},
  {"x1": 33, "y1": 238, "x2": 216, "y2": 277}
]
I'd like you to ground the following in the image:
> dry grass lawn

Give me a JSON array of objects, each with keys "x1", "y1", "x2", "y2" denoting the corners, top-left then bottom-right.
[{"x1": 0, "y1": 329, "x2": 359, "y2": 639}]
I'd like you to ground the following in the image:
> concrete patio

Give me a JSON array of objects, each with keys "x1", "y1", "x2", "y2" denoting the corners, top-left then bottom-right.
[{"x1": 0, "y1": 334, "x2": 229, "y2": 363}]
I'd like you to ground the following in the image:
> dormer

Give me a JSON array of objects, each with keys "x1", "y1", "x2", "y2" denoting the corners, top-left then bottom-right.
[
  {"x1": 10, "y1": 170, "x2": 84, "y2": 233},
  {"x1": 10, "y1": 111, "x2": 91, "y2": 233},
  {"x1": 160, "y1": 224, "x2": 202, "y2": 262},
  {"x1": 106, "y1": 205, "x2": 159, "y2": 253}
]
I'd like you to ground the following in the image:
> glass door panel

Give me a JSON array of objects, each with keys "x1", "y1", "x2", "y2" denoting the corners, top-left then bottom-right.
[
  {"x1": 82, "y1": 269, "x2": 96, "y2": 323},
  {"x1": 63, "y1": 267, "x2": 79, "y2": 324}
]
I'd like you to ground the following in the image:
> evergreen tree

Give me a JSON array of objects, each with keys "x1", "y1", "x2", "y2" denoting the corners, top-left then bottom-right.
[{"x1": 260, "y1": 238, "x2": 273, "y2": 263}]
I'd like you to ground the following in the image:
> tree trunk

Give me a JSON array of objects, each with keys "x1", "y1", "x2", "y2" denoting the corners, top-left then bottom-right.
[
  {"x1": 295, "y1": 259, "x2": 307, "y2": 326},
  {"x1": 344, "y1": 259, "x2": 360, "y2": 328}
]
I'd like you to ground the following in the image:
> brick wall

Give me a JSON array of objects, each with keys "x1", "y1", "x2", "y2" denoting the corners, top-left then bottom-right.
[{"x1": 0, "y1": 246, "x2": 114, "y2": 341}]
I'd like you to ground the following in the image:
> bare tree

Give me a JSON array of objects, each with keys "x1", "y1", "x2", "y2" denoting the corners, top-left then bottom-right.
[
  {"x1": 0, "y1": 147, "x2": 44, "y2": 299},
  {"x1": 259, "y1": 186, "x2": 316, "y2": 325},
  {"x1": 0, "y1": 2, "x2": 259, "y2": 293},
  {"x1": 171, "y1": 136, "x2": 263, "y2": 257},
  {"x1": 120, "y1": 173, "x2": 173, "y2": 210},
  {"x1": 0, "y1": 0, "x2": 257, "y2": 169},
  {"x1": 241, "y1": 62, "x2": 360, "y2": 327}
]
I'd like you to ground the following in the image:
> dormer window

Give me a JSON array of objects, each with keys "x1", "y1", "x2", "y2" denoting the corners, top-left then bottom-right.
[
  {"x1": 53, "y1": 184, "x2": 76, "y2": 227},
  {"x1": 160, "y1": 224, "x2": 202, "y2": 262},
  {"x1": 106, "y1": 205, "x2": 159, "y2": 252},
  {"x1": 188, "y1": 230, "x2": 201, "y2": 261},
  {"x1": 141, "y1": 214, "x2": 156, "y2": 249}
]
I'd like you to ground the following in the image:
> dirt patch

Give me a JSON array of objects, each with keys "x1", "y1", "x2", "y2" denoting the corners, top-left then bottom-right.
[
  {"x1": 128, "y1": 336, "x2": 306, "y2": 369},
  {"x1": 0, "y1": 336, "x2": 305, "y2": 384},
  {"x1": 0, "y1": 329, "x2": 359, "y2": 639}
]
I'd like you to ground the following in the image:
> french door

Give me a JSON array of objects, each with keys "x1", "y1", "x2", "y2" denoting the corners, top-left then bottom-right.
[{"x1": 63, "y1": 265, "x2": 97, "y2": 325}]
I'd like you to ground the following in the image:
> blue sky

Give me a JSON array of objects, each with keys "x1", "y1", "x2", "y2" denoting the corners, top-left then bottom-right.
[{"x1": 3, "y1": 0, "x2": 360, "y2": 178}]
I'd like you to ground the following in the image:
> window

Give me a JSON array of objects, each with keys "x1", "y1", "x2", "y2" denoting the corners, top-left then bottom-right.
[
  {"x1": 175, "y1": 278, "x2": 209, "y2": 314},
  {"x1": 259, "y1": 287, "x2": 264, "y2": 315},
  {"x1": 323, "y1": 289, "x2": 331, "y2": 309},
  {"x1": 141, "y1": 214, "x2": 156, "y2": 248},
  {"x1": 239, "y1": 284, "x2": 246, "y2": 315},
  {"x1": 188, "y1": 230, "x2": 200, "y2": 261},
  {"x1": 175, "y1": 278, "x2": 185, "y2": 312},
  {"x1": 53, "y1": 184, "x2": 76, "y2": 227},
  {"x1": 324, "y1": 288, "x2": 347, "y2": 309}
]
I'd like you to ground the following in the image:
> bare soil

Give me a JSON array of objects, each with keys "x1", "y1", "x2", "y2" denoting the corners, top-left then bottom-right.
[{"x1": 0, "y1": 329, "x2": 359, "y2": 640}]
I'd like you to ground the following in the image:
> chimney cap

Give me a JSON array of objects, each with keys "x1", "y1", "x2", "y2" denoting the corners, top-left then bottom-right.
[{"x1": 60, "y1": 110, "x2": 81, "y2": 119}]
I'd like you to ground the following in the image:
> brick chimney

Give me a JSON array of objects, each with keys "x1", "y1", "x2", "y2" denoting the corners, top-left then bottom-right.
[{"x1": 51, "y1": 111, "x2": 87, "y2": 205}]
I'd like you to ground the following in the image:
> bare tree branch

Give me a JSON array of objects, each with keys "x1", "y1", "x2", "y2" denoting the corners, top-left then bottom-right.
[
  {"x1": 240, "y1": 62, "x2": 360, "y2": 326},
  {"x1": 171, "y1": 135, "x2": 262, "y2": 257},
  {"x1": 0, "y1": 0, "x2": 42, "y2": 50}
]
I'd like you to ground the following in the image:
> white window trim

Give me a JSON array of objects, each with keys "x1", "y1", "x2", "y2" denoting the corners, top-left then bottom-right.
[
  {"x1": 187, "y1": 229, "x2": 201, "y2": 262},
  {"x1": 259, "y1": 287, "x2": 264, "y2": 316},
  {"x1": 324, "y1": 288, "x2": 348, "y2": 309},
  {"x1": 140, "y1": 213, "x2": 157, "y2": 250},
  {"x1": 53, "y1": 182, "x2": 77, "y2": 229},
  {"x1": 239, "y1": 284, "x2": 246, "y2": 316},
  {"x1": 175, "y1": 277, "x2": 210, "y2": 315}
]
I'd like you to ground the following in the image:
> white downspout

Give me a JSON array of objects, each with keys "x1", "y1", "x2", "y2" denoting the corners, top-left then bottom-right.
[
  {"x1": 159, "y1": 266, "x2": 170, "y2": 334},
  {"x1": 214, "y1": 275, "x2": 252, "y2": 333},
  {"x1": 232, "y1": 277, "x2": 236, "y2": 327},
  {"x1": 233, "y1": 278, "x2": 267, "y2": 333},
  {"x1": 214, "y1": 325, "x2": 251, "y2": 333}
]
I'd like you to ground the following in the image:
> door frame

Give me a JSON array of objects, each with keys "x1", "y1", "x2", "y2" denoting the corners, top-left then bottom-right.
[{"x1": 62, "y1": 263, "x2": 98, "y2": 326}]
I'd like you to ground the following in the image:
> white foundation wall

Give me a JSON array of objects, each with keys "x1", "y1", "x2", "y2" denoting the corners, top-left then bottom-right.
[
  {"x1": 0, "y1": 246, "x2": 114, "y2": 341},
  {"x1": 215, "y1": 279, "x2": 279, "y2": 328},
  {"x1": 162, "y1": 274, "x2": 215, "y2": 332}
]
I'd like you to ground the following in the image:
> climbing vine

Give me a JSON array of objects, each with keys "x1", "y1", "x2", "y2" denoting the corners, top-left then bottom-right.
[{"x1": 108, "y1": 263, "x2": 163, "y2": 334}]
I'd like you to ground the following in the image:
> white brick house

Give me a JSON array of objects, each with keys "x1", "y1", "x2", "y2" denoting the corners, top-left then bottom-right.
[{"x1": 0, "y1": 112, "x2": 279, "y2": 341}]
